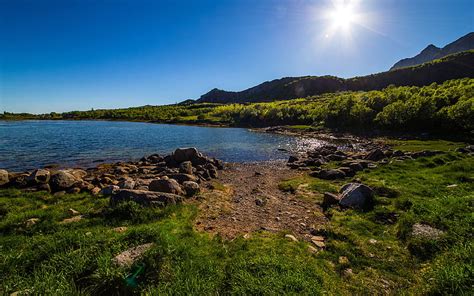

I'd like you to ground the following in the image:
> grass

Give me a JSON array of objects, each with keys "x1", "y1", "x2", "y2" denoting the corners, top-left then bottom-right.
[{"x1": 1, "y1": 140, "x2": 473, "y2": 295}]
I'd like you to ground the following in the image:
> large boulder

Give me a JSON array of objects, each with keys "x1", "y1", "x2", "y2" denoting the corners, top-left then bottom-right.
[
  {"x1": 173, "y1": 147, "x2": 200, "y2": 163},
  {"x1": 27, "y1": 169, "x2": 50, "y2": 184},
  {"x1": 50, "y1": 171, "x2": 77, "y2": 191},
  {"x1": 182, "y1": 181, "x2": 200, "y2": 196},
  {"x1": 110, "y1": 189, "x2": 184, "y2": 207},
  {"x1": 0, "y1": 169, "x2": 9, "y2": 186},
  {"x1": 338, "y1": 183, "x2": 374, "y2": 210},
  {"x1": 149, "y1": 178, "x2": 184, "y2": 195}
]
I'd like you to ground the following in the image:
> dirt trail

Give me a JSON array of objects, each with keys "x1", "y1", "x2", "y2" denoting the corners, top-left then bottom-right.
[{"x1": 194, "y1": 161, "x2": 327, "y2": 240}]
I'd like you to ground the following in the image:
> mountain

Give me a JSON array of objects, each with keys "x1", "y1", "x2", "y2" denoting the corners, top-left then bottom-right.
[
  {"x1": 390, "y1": 32, "x2": 474, "y2": 70},
  {"x1": 198, "y1": 50, "x2": 474, "y2": 104}
]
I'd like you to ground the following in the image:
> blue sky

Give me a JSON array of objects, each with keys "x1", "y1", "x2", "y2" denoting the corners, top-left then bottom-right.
[{"x1": 0, "y1": 0, "x2": 473, "y2": 113}]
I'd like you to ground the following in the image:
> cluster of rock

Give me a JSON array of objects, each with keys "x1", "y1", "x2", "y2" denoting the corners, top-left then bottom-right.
[
  {"x1": 0, "y1": 148, "x2": 223, "y2": 207},
  {"x1": 287, "y1": 144, "x2": 444, "y2": 180}
]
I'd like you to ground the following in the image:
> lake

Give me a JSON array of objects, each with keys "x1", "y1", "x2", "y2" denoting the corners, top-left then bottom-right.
[{"x1": 0, "y1": 120, "x2": 328, "y2": 171}]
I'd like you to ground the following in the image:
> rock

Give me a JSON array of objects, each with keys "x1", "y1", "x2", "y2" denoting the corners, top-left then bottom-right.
[
  {"x1": 67, "y1": 187, "x2": 81, "y2": 194},
  {"x1": 179, "y1": 161, "x2": 193, "y2": 174},
  {"x1": 367, "y1": 163, "x2": 378, "y2": 169},
  {"x1": 113, "y1": 243, "x2": 154, "y2": 268},
  {"x1": 365, "y1": 149, "x2": 386, "y2": 161},
  {"x1": 284, "y1": 234, "x2": 298, "y2": 242},
  {"x1": 338, "y1": 183, "x2": 374, "y2": 210},
  {"x1": 311, "y1": 238, "x2": 325, "y2": 248},
  {"x1": 392, "y1": 150, "x2": 405, "y2": 157},
  {"x1": 322, "y1": 192, "x2": 340, "y2": 208},
  {"x1": 37, "y1": 183, "x2": 51, "y2": 192},
  {"x1": 50, "y1": 171, "x2": 77, "y2": 191},
  {"x1": 348, "y1": 162, "x2": 364, "y2": 172},
  {"x1": 25, "y1": 218, "x2": 40, "y2": 227},
  {"x1": 410, "y1": 150, "x2": 443, "y2": 159},
  {"x1": 307, "y1": 246, "x2": 318, "y2": 254},
  {"x1": 68, "y1": 208, "x2": 80, "y2": 216},
  {"x1": 100, "y1": 185, "x2": 120, "y2": 196},
  {"x1": 205, "y1": 163, "x2": 218, "y2": 178},
  {"x1": 110, "y1": 189, "x2": 184, "y2": 207},
  {"x1": 338, "y1": 167, "x2": 355, "y2": 177},
  {"x1": 411, "y1": 223, "x2": 444, "y2": 239},
  {"x1": 368, "y1": 238, "x2": 378, "y2": 244},
  {"x1": 167, "y1": 173, "x2": 198, "y2": 184},
  {"x1": 288, "y1": 155, "x2": 299, "y2": 163},
  {"x1": 338, "y1": 256, "x2": 349, "y2": 265},
  {"x1": 149, "y1": 178, "x2": 184, "y2": 195},
  {"x1": 0, "y1": 169, "x2": 9, "y2": 186},
  {"x1": 313, "y1": 169, "x2": 346, "y2": 180},
  {"x1": 173, "y1": 147, "x2": 199, "y2": 163},
  {"x1": 343, "y1": 268, "x2": 353, "y2": 277},
  {"x1": 118, "y1": 179, "x2": 136, "y2": 189},
  {"x1": 69, "y1": 169, "x2": 87, "y2": 180},
  {"x1": 182, "y1": 181, "x2": 200, "y2": 196},
  {"x1": 91, "y1": 187, "x2": 101, "y2": 195},
  {"x1": 327, "y1": 154, "x2": 346, "y2": 161},
  {"x1": 60, "y1": 215, "x2": 83, "y2": 224},
  {"x1": 255, "y1": 198, "x2": 266, "y2": 206},
  {"x1": 27, "y1": 169, "x2": 50, "y2": 184},
  {"x1": 113, "y1": 226, "x2": 128, "y2": 233},
  {"x1": 10, "y1": 173, "x2": 29, "y2": 187}
]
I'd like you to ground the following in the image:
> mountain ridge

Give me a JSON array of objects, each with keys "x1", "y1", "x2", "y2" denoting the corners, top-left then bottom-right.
[
  {"x1": 390, "y1": 32, "x2": 474, "y2": 70},
  {"x1": 197, "y1": 50, "x2": 474, "y2": 104}
]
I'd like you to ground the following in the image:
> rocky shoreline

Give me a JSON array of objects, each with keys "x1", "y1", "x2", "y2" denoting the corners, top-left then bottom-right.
[{"x1": 0, "y1": 148, "x2": 223, "y2": 205}]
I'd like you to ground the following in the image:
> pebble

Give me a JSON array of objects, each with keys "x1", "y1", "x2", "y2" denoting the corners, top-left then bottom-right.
[{"x1": 284, "y1": 234, "x2": 298, "y2": 242}]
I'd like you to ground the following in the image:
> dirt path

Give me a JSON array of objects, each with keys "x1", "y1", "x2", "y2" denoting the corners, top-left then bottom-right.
[{"x1": 194, "y1": 161, "x2": 327, "y2": 240}]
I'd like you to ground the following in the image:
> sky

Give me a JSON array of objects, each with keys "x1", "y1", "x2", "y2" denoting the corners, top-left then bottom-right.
[{"x1": 0, "y1": 0, "x2": 473, "y2": 113}]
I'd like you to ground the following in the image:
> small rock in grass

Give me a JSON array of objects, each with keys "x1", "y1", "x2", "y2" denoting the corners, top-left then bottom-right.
[
  {"x1": 68, "y1": 208, "x2": 80, "y2": 216},
  {"x1": 446, "y1": 184, "x2": 458, "y2": 188},
  {"x1": 285, "y1": 234, "x2": 298, "y2": 242},
  {"x1": 411, "y1": 223, "x2": 444, "y2": 240},
  {"x1": 91, "y1": 187, "x2": 101, "y2": 195},
  {"x1": 113, "y1": 226, "x2": 128, "y2": 233},
  {"x1": 369, "y1": 238, "x2": 378, "y2": 244},
  {"x1": 113, "y1": 243, "x2": 154, "y2": 268},
  {"x1": 338, "y1": 256, "x2": 350, "y2": 265},
  {"x1": 307, "y1": 245, "x2": 318, "y2": 254},
  {"x1": 311, "y1": 239, "x2": 325, "y2": 248},
  {"x1": 60, "y1": 215, "x2": 83, "y2": 224},
  {"x1": 25, "y1": 218, "x2": 40, "y2": 227},
  {"x1": 343, "y1": 268, "x2": 353, "y2": 277}
]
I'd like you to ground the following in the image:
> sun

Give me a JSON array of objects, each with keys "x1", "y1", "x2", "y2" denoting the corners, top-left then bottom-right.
[
  {"x1": 330, "y1": 4, "x2": 356, "y2": 30},
  {"x1": 322, "y1": 0, "x2": 362, "y2": 36}
]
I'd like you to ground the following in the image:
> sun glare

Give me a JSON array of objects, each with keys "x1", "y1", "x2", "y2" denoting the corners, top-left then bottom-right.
[{"x1": 322, "y1": 0, "x2": 364, "y2": 37}]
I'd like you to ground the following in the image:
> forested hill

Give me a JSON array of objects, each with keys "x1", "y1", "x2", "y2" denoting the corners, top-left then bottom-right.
[{"x1": 197, "y1": 50, "x2": 474, "y2": 104}]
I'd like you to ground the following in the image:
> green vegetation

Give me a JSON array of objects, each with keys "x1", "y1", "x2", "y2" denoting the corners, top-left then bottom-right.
[
  {"x1": 1, "y1": 141, "x2": 472, "y2": 295},
  {"x1": 2, "y1": 78, "x2": 473, "y2": 135},
  {"x1": 280, "y1": 145, "x2": 474, "y2": 295}
]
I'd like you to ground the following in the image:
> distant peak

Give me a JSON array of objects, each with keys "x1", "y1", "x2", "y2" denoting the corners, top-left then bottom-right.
[{"x1": 421, "y1": 44, "x2": 441, "y2": 53}]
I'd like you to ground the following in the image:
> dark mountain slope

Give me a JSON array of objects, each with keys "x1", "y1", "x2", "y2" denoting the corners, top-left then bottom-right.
[
  {"x1": 198, "y1": 50, "x2": 474, "y2": 103},
  {"x1": 390, "y1": 32, "x2": 474, "y2": 70}
]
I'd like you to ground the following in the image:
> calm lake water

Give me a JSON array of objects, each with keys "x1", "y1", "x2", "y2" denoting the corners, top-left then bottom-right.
[{"x1": 0, "y1": 120, "x2": 327, "y2": 171}]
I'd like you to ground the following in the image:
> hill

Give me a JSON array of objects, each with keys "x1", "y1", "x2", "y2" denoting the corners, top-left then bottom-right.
[
  {"x1": 197, "y1": 50, "x2": 474, "y2": 104},
  {"x1": 390, "y1": 32, "x2": 474, "y2": 70}
]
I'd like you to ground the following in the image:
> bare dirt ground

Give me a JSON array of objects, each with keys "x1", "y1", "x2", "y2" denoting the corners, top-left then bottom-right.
[{"x1": 194, "y1": 161, "x2": 327, "y2": 241}]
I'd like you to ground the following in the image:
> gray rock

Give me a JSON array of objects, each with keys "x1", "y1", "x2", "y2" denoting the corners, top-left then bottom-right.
[
  {"x1": 113, "y1": 243, "x2": 154, "y2": 267},
  {"x1": 0, "y1": 169, "x2": 9, "y2": 186},
  {"x1": 365, "y1": 149, "x2": 386, "y2": 161},
  {"x1": 339, "y1": 183, "x2": 374, "y2": 210},
  {"x1": 322, "y1": 192, "x2": 340, "y2": 208},
  {"x1": 348, "y1": 162, "x2": 364, "y2": 172},
  {"x1": 118, "y1": 178, "x2": 136, "y2": 189},
  {"x1": 27, "y1": 169, "x2": 50, "y2": 184},
  {"x1": 110, "y1": 189, "x2": 184, "y2": 207},
  {"x1": 50, "y1": 171, "x2": 77, "y2": 191},
  {"x1": 288, "y1": 155, "x2": 299, "y2": 163},
  {"x1": 168, "y1": 173, "x2": 198, "y2": 184},
  {"x1": 100, "y1": 185, "x2": 120, "y2": 195},
  {"x1": 182, "y1": 181, "x2": 200, "y2": 196},
  {"x1": 313, "y1": 169, "x2": 346, "y2": 180},
  {"x1": 149, "y1": 178, "x2": 184, "y2": 195},
  {"x1": 411, "y1": 223, "x2": 444, "y2": 240},
  {"x1": 173, "y1": 147, "x2": 199, "y2": 163},
  {"x1": 179, "y1": 161, "x2": 193, "y2": 174}
]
